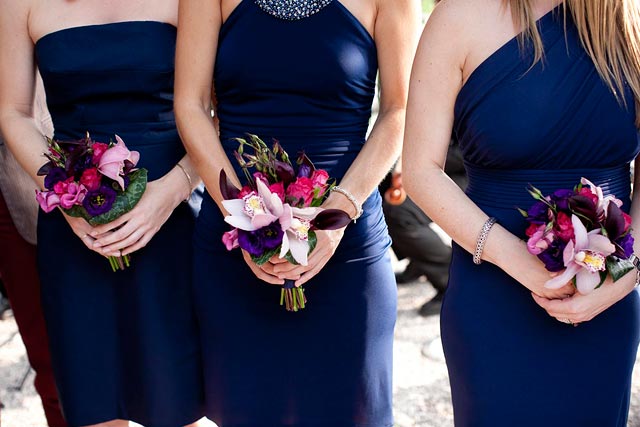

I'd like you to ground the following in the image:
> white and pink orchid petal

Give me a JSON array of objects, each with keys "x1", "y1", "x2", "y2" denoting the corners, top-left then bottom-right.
[
  {"x1": 251, "y1": 213, "x2": 278, "y2": 228},
  {"x1": 279, "y1": 232, "x2": 290, "y2": 259},
  {"x1": 586, "y1": 233, "x2": 616, "y2": 256},
  {"x1": 571, "y1": 215, "x2": 589, "y2": 250},
  {"x1": 575, "y1": 268, "x2": 602, "y2": 294},
  {"x1": 279, "y1": 204, "x2": 293, "y2": 230},
  {"x1": 291, "y1": 206, "x2": 322, "y2": 219},
  {"x1": 224, "y1": 215, "x2": 257, "y2": 231},
  {"x1": 544, "y1": 264, "x2": 580, "y2": 289},
  {"x1": 287, "y1": 232, "x2": 310, "y2": 265},
  {"x1": 222, "y1": 199, "x2": 247, "y2": 216},
  {"x1": 129, "y1": 150, "x2": 140, "y2": 166},
  {"x1": 562, "y1": 240, "x2": 575, "y2": 266}
]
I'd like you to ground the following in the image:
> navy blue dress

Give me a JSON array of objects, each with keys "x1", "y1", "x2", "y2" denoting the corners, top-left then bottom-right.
[
  {"x1": 444, "y1": 7, "x2": 640, "y2": 426},
  {"x1": 193, "y1": 1, "x2": 396, "y2": 425},
  {"x1": 35, "y1": 22, "x2": 204, "y2": 426}
]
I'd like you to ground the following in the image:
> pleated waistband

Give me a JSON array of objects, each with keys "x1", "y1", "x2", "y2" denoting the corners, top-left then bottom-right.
[{"x1": 465, "y1": 164, "x2": 632, "y2": 209}]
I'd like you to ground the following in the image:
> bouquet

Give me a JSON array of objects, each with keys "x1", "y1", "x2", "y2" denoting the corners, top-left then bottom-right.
[
  {"x1": 519, "y1": 177, "x2": 634, "y2": 294},
  {"x1": 219, "y1": 134, "x2": 351, "y2": 311},
  {"x1": 36, "y1": 133, "x2": 147, "y2": 271}
]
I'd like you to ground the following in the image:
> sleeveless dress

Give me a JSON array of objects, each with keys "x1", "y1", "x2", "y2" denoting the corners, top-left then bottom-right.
[
  {"x1": 193, "y1": 1, "x2": 397, "y2": 425},
  {"x1": 35, "y1": 22, "x2": 204, "y2": 426},
  {"x1": 443, "y1": 7, "x2": 640, "y2": 426}
]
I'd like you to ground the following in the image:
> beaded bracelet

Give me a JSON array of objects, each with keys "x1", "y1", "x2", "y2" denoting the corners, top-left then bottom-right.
[
  {"x1": 629, "y1": 254, "x2": 640, "y2": 288},
  {"x1": 176, "y1": 162, "x2": 193, "y2": 202},
  {"x1": 473, "y1": 217, "x2": 497, "y2": 265},
  {"x1": 330, "y1": 185, "x2": 363, "y2": 222}
]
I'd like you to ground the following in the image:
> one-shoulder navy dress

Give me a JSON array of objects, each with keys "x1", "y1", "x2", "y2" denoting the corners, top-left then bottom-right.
[
  {"x1": 444, "y1": 7, "x2": 640, "y2": 426},
  {"x1": 35, "y1": 22, "x2": 204, "y2": 426},
  {"x1": 193, "y1": 1, "x2": 397, "y2": 425}
]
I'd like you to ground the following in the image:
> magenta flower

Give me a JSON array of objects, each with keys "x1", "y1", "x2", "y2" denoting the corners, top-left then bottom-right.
[
  {"x1": 91, "y1": 142, "x2": 109, "y2": 164},
  {"x1": 98, "y1": 135, "x2": 140, "y2": 190},
  {"x1": 35, "y1": 190, "x2": 61, "y2": 213},
  {"x1": 222, "y1": 229, "x2": 240, "y2": 250},
  {"x1": 286, "y1": 176, "x2": 315, "y2": 207},
  {"x1": 80, "y1": 167, "x2": 102, "y2": 191},
  {"x1": 545, "y1": 215, "x2": 615, "y2": 294},
  {"x1": 580, "y1": 177, "x2": 623, "y2": 217},
  {"x1": 526, "y1": 225, "x2": 554, "y2": 255},
  {"x1": 59, "y1": 182, "x2": 88, "y2": 209}
]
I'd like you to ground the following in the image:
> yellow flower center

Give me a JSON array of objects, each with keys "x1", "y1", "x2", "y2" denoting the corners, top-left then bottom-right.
[
  {"x1": 291, "y1": 218, "x2": 311, "y2": 241},
  {"x1": 575, "y1": 250, "x2": 606, "y2": 273},
  {"x1": 243, "y1": 194, "x2": 266, "y2": 217}
]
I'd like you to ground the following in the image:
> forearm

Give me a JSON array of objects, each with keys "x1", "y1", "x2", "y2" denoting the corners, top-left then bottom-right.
[
  {"x1": 175, "y1": 102, "x2": 238, "y2": 212},
  {"x1": 404, "y1": 165, "x2": 525, "y2": 271},
  {"x1": 322, "y1": 107, "x2": 404, "y2": 215},
  {"x1": 0, "y1": 110, "x2": 49, "y2": 188}
]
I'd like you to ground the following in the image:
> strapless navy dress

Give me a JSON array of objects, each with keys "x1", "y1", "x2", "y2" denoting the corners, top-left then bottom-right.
[
  {"x1": 443, "y1": 7, "x2": 640, "y2": 426},
  {"x1": 193, "y1": 1, "x2": 396, "y2": 425},
  {"x1": 35, "y1": 22, "x2": 204, "y2": 426}
]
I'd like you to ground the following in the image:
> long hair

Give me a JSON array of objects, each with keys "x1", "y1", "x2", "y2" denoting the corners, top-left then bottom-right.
[{"x1": 507, "y1": 0, "x2": 640, "y2": 126}]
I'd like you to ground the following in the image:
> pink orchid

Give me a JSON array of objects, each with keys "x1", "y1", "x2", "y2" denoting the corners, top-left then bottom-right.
[
  {"x1": 545, "y1": 215, "x2": 615, "y2": 294},
  {"x1": 222, "y1": 179, "x2": 322, "y2": 265},
  {"x1": 36, "y1": 190, "x2": 61, "y2": 213},
  {"x1": 98, "y1": 135, "x2": 140, "y2": 190}
]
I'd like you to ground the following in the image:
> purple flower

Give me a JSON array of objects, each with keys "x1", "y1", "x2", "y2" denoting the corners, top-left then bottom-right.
[
  {"x1": 237, "y1": 229, "x2": 262, "y2": 256},
  {"x1": 615, "y1": 233, "x2": 635, "y2": 259},
  {"x1": 526, "y1": 201, "x2": 549, "y2": 224},
  {"x1": 550, "y1": 189, "x2": 574, "y2": 211},
  {"x1": 83, "y1": 184, "x2": 117, "y2": 216},
  {"x1": 297, "y1": 164, "x2": 312, "y2": 179},
  {"x1": 44, "y1": 167, "x2": 68, "y2": 190},
  {"x1": 537, "y1": 239, "x2": 567, "y2": 272}
]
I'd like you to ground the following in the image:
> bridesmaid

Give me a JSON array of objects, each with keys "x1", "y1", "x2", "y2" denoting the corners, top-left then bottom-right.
[
  {"x1": 0, "y1": 0, "x2": 205, "y2": 426},
  {"x1": 175, "y1": 0, "x2": 420, "y2": 425},
  {"x1": 403, "y1": 0, "x2": 640, "y2": 425}
]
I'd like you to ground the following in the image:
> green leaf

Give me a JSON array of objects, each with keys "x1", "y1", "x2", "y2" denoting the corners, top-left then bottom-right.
[
  {"x1": 606, "y1": 256, "x2": 635, "y2": 282},
  {"x1": 251, "y1": 247, "x2": 280, "y2": 266},
  {"x1": 64, "y1": 169, "x2": 148, "y2": 226}
]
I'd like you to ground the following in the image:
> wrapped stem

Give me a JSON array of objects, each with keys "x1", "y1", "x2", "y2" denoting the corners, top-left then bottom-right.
[{"x1": 280, "y1": 279, "x2": 307, "y2": 312}]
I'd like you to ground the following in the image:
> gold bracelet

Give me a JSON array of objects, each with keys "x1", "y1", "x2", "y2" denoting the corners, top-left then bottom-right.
[{"x1": 176, "y1": 162, "x2": 193, "y2": 202}]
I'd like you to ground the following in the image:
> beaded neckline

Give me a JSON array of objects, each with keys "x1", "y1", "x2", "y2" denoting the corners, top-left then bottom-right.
[{"x1": 254, "y1": 0, "x2": 333, "y2": 21}]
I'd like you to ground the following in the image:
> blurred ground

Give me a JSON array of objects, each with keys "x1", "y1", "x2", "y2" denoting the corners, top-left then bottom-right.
[{"x1": 2, "y1": 259, "x2": 640, "y2": 426}]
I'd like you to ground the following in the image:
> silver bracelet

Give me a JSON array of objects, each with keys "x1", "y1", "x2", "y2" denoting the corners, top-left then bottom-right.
[
  {"x1": 629, "y1": 254, "x2": 640, "y2": 288},
  {"x1": 473, "y1": 217, "x2": 497, "y2": 265},
  {"x1": 176, "y1": 162, "x2": 193, "y2": 202},
  {"x1": 330, "y1": 185, "x2": 363, "y2": 222}
]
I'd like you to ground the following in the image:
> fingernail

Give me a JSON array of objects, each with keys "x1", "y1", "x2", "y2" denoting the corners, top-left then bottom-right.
[
  {"x1": 90, "y1": 231, "x2": 98, "y2": 237},
  {"x1": 93, "y1": 242, "x2": 102, "y2": 248}
]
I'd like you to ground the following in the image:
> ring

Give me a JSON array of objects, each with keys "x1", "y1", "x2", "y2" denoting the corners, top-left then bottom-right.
[
  {"x1": 559, "y1": 318, "x2": 573, "y2": 325},
  {"x1": 82, "y1": 234, "x2": 88, "y2": 239}
]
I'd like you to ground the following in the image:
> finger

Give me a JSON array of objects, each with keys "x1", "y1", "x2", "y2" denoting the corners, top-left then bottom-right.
[
  {"x1": 90, "y1": 213, "x2": 131, "y2": 237},
  {"x1": 242, "y1": 252, "x2": 284, "y2": 285},
  {"x1": 101, "y1": 229, "x2": 146, "y2": 256},
  {"x1": 295, "y1": 260, "x2": 325, "y2": 287},
  {"x1": 94, "y1": 220, "x2": 140, "y2": 248},
  {"x1": 268, "y1": 255, "x2": 289, "y2": 264},
  {"x1": 121, "y1": 232, "x2": 153, "y2": 256}
]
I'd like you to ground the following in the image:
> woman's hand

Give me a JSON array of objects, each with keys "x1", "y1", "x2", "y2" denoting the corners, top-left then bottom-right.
[
  {"x1": 270, "y1": 228, "x2": 346, "y2": 287},
  {"x1": 62, "y1": 212, "x2": 104, "y2": 254},
  {"x1": 90, "y1": 179, "x2": 183, "y2": 256},
  {"x1": 242, "y1": 251, "x2": 286, "y2": 285},
  {"x1": 532, "y1": 272, "x2": 637, "y2": 325}
]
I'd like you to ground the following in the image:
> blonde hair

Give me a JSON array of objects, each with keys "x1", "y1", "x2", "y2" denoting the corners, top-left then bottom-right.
[{"x1": 507, "y1": 0, "x2": 640, "y2": 127}]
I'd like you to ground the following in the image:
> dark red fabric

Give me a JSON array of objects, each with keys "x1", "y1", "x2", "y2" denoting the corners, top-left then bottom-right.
[{"x1": 0, "y1": 190, "x2": 67, "y2": 427}]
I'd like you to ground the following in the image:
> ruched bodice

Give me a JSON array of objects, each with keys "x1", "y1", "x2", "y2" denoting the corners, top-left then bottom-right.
[
  {"x1": 442, "y1": 7, "x2": 640, "y2": 426},
  {"x1": 36, "y1": 21, "x2": 183, "y2": 181},
  {"x1": 453, "y1": 7, "x2": 640, "y2": 237},
  {"x1": 34, "y1": 22, "x2": 203, "y2": 427}
]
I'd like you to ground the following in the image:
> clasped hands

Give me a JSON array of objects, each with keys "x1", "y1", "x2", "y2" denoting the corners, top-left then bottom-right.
[
  {"x1": 523, "y1": 257, "x2": 637, "y2": 326},
  {"x1": 62, "y1": 180, "x2": 180, "y2": 258},
  {"x1": 243, "y1": 227, "x2": 346, "y2": 287}
]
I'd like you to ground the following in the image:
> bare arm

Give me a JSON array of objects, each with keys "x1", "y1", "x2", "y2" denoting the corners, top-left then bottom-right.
[
  {"x1": 402, "y1": 1, "x2": 573, "y2": 300},
  {"x1": 322, "y1": 0, "x2": 422, "y2": 216},
  {"x1": 0, "y1": 0, "x2": 47, "y2": 188},
  {"x1": 174, "y1": 0, "x2": 238, "y2": 213}
]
